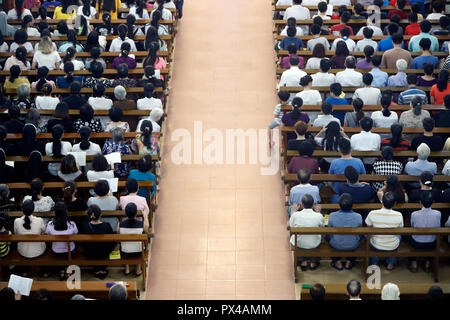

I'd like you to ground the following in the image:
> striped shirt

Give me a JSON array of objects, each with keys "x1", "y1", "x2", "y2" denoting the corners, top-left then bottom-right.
[
  {"x1": 398, "y1": 87, "x2": 428, "y2": 105},
  {"x1": 0, "y1": 230, "x2": 11, "y2": 257},
  {"x1": 365, "y1": 208, "x2": 404, "y2": 250}
]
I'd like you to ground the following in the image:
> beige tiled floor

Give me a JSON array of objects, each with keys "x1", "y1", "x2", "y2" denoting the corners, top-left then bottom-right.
[{"x1": 145, "y1": 0, "x2": 295, "y2": 300}]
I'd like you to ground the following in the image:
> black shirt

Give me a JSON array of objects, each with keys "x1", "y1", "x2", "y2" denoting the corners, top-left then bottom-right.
[
  {"x1": 17, "y1": 140, "x2": 45, "y2": 156},
  {"x1": 67, "y1": 198, "x2": 88, "y2": 212},
  {"x1": 4, "y1": 119, "x2": 24, "y2": 134},
  {"x1": 408, "y1": 188, "x2": 442, "y2": 203},
  {"x1": 434, "y1": 110, "x2": 450, "y2": 128},
  {"x1": 410, "y1": 135, "x2": 444, "y2": 152},
  {"x1": 62, "y1": 95, "x2": 87, "y2": 110},
  {"x1": 0, "y1": 141, "x2": 18, "y2": 156},
  {"x1": 47, "y1": 118, "x2": 75, "y2": 133},
  {"x1": 286, "y1": 138, "x2": 315, "y2": 151},
  {"x1": 0, "y1": 164, "x2": 15, "y2": 183},
  {"x1": 80, "y1": 221, "x2": 115, "y2": 259}
]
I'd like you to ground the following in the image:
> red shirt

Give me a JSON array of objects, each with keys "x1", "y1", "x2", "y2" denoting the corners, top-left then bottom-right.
[
  {"x1": 404, "y1": 22, "x2": 421, "y2": 36},
  {"x1": 430, "y1": 83, "x2": 450, "y2": 105},
  {"x1": 389, "y1": 0, "x2": 409, "y2": 6},
  {"x1": 381, "y1": 138, "x2": 410, "y2": 151},
  {"x1": 330, "y1": 23, "x2": 354, "y2": 35},
  {"x1": 387, "y1": 9, "x2": 408, "y2": 19},
  {"x1": 288, "y1": 157, "x2": 319, "y2": 174}
]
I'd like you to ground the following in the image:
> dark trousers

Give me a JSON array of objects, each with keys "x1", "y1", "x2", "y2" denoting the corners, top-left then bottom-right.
[
  {"x1": 405, "y1": 235, "x2": 436, "y2": 262},
  {"x1": 176, "y1": 0, "x2": 184, "y2": 18}
]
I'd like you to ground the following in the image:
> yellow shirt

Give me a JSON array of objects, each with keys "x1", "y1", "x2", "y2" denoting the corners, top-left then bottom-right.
[
  {"x1": 3, "y1": 78, "x2": 31, "y2": 97},
  {"x1": 96, "y1": 0, "x2": 122, "y2": 20},
  {"x1": 52, "y1": 6, "x2": 77, "y2": 20}
]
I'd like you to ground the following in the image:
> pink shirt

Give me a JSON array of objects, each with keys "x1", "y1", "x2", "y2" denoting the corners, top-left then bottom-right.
[
  {"x1": 120, "y1": 195, "x2": 149, "y2": 213},
  {"x1": 154, "y1": 58, "x2": 166, "y2": 81},
  {"x1": 31, "y1": 79, "x2": 56, "y2": 89}
]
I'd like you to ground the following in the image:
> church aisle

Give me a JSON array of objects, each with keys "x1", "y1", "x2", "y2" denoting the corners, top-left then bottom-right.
[{"x1": 146, "y1": 0, "x2": 295, "y2": 300}]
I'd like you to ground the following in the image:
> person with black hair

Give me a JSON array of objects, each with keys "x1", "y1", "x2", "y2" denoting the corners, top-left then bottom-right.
[
  {"x1": 309, "y1": 283, "x2": 325, "y2": 300},
  {"x1": 119, "y1": 178, "x2": 150, "y2": 218},
  {"x1": 327, "y1": 193, "x2": 363, "y2": 270},
  {"x1": 412, "y1": 38, "x2": 439, "y2": 70},
  {"x1": 112, "y1": 64, "x2": 138, "y2": 88},
  {"x1": 18, "y1": 123, "x2": 45, "y2": 156},
  {"x1": 0, "y1": 126, "x2": 17, "y2": 156},
  {"x1": 85, "y1": 46, "x2": 107, "y2": 71},
  {"x1": 387, "y1": 0, "x2": 408, "y2": 19},
  {"x1": 398, "y1": 74, "x2": 428, "y2": 105},
  {"x1": 312, "y1": 1, "x2": 330, "y2": 21},
  {"x1": 433, "y1": 15, "x2": 449, "y2": 36},
  {"x1": 324, "y1": 83, "x2": 348, "y2": 125},
  {"x1": 95, "y1": 0, "x2": 121, "y2": 19},
  {"x1": 355, "y1": 45, "x2": 374, "y2": 70},
  {"x1": 369, "y1": 55, "x2": 388, "y2": 87},
  {"x1": 57, "y1": 154, "x2": 82, "y2": 182},
  {"x1": 0, "y1": 212, "x2": 11, "y2": 258},
  {"x1": 0, "y1": 149, "x2": 15, "y2": 183},
  {"x1": 134, "y1": 119, "x2": 160, "y2": 156},
  {"x1": 72, "y1": 126, "x2": 102, "y2": 156},
  {"x1": 128, "y1": 155, "x2": 157, "y2": 200},
  {"x1": 137, "y1": 64, "x2": 165, "y2": 90},
  {"x1": 418, "y1": 63, "x2": 438, "y2": 87},
  {"x1": 314, "y1": 121, "x2": 348, "y2": 171},
  {"x1": 137, "y1": 82, "x2": 163, "y2": 111},
  {"x1": 330, "y1": 41, "x2": 349, "y2": 69},
  {"x1": 62, "y1": 181, "x2": 88, "y2": 212},
  {"x1": 73, "y1": 104, "x2": 104, "y2": 133},
  {"x1": 14, "y1": 199, "x2": 46, "y2": 258},
  {"x1": 77, "y1": 0, "x2": 98, "y2": 19},
  {"x1": 313, "y1": 101, "x2": 340, "y2": 127},
  {"x1": 350, "y1": 117, "x2": 380, "y2": 170},
  {"x1": 87, "y1": 180, "x2": 119, "y2": 210},
  {"x1": 288, "y1": 139, "x2": 319, "y2": 174},
  {"x1": 427, "y1": 286, "x2": 444, "y2": 301},
  {"x1": 381, "y1": 123, "x2": 410, "y2": 150},
  {"x1": 333, "y1": 165, "x2": 375, "y2": 203},
  {"x1": 370, "y1": 94, "x2": 398, "y2": 129},
  {"x1": 409, "y1": 20, "x2": 439, "y2": 52},
  {"x1": 105, "y1": 107, "x2": 130, "y2": 132},
  {"x1": 3, "y1": 65, "x2": 30, "y2": 92},
  {"x1": 151, "y1": 0, "x2": 174, "y2": 20},
  {"x1": 59, "y1": 49, "x2": 85, "y2": 77},
  {"x1": 380, "y1": 33, "x2": 412, "y2": 69},
  {"x1": 4, "y1": 46, "x2": 30, "y2": 71},
  {"x1": 410, "y1": 117, "x2": 444, "y2": 151},
  {"x1": 378, "y1": 174, "x2": 409, "y2": 204},
  {"x1": 365, "y1": 192, "x2": 404, "y2": 270},
  {"x1": 7, "y1": 0, "x2": 32, "y2": 19},
  {"x1": 109, "y1": 24, "x2": 137, "y2": 52},
  {"x1": 24, "y1": 150, "x2": 48, "y2": 182},
  {"x1": 102, "y1": 128, "x2": 132, "y2": 177},
  {"x1": 281, "y1": 43, "x2": 304, "y2": 69},
  {"x1": 84, "y1": 61, "x2": 113, "y2": 88},
  {"x1": 62, "y1": 81, "x2": 87, "y2": 110},
  {"x1": 23, "y1": 178, "x2": 55, "y2": 212},
  {"x1": 408, "y1": 170, "x2": 442, "y2": 204},
  {"x1": 142, "y1": 41, "x2": 167, "y2": 82},
  {"x1": 118, "y1": 202, "x2": 148, "y2": 276},
  {"x1": 3, "y1": 105, "x2": 24, "y2": 133},
  {"x1": 372, "y1": 146, "x2": 404, "y2": 192},
  {"x1": 31, "y1": 66, "x2": 55, "y2": 90},
  {"x1": 405, "y1": 11, "x2": 421, "y2": 37},
  {"x1": 281, "y1": 97, "x2": 310, "y2": 140},
  {"x1": 0, "y1": 287, "x2": 16, "y2": 301},
  {"x1": 0, "y1": 184, "x2": 15, "y2": 212},
  {"x1": 311, "y1": 59, "x2": 336, "y2": 87},
  {"x1": 306, "y1": 24, "x2": 330, "y2": 51},
  {"x1": 288, "y1": 168, "x2": 321, "y2": 217},
  {"x1": 35, "y1": 83, "x2": 59, "y2": 109},
  {"x1": 112, "y1": 42, "x2": 137, "y2": 70},
  {"x1": 426, "y1": 0, "x2": 445, "y2": 20},
  {"x1": 296, "y1": 75, "x2": 322, "y2": 105},
  {"x1": 433, "y1": 94, "x2": 450, "y2": 127},
  {"x1": 399, "y1": 95, "x2": 431, "y2": 128},
  {"x1": 305, "y1": 44, "x2": 328, "y2": 70},
  {"x1": 331, "y1": 27, "x2": 356, "y2": 52},
  {"x1": 47, "y1": 102, "x2": 74, "y2": 132},
  {"x1": 278, "y1": 26, "x2": 304, "y2": 51},
  {"x1": 44, "y1": 123, "x2": 72, "y2": 177},
  {"x1": 52, "y1": 0, "x2": 76, "y2": 19},
  {"x1": 430, "y1": 70, "x2": 450, "y2": 105},
  {"x1": 289, "y1": 194, "x2": 324, "y2": 270},
  {"x1": 355, "y1": 27, "x2": 378, "y2": 53},
  {"x1": 80, "y1": 204, "x2": 115, "y2": 279},
  {"x1": 87, "y1": 154, "x2": 114, "y2": 182},
  {"x1": 145, "y1": 6, "x2": 169, "y2": 36},
  {"x1": 330, "y1": 11, "x2": 354, "y2": 35},
  {"x1": 278, "y1": 56, "x2": 307, "y2": 89},
  {"x1": 353, "y1": 73, "x2": 381, "y2": 106}
]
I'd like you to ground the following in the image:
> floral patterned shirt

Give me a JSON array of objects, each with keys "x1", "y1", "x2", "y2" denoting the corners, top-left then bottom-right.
[
  {"x1": 102, "y1": 141, "x2": 132, "y2": 177},
  {"x1": 73, "y1": 119, "x2": 104, "y2": 133}
]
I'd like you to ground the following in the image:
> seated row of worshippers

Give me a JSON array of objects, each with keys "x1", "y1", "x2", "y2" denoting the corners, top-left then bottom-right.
[{"x1": 0, "y1": 178, "x2": 150, "y2": 278}]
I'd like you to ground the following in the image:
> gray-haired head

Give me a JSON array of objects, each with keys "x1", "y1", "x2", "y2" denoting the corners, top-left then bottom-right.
[
  {"x1": 345, "y1": 56, "x2": 356, "y2": 69},
  {"x1": 396, "y1": 59, "x2": 407, "y2": 72},
  {"x1": 71, "y1": 294, "x2": 86, "y2": 300},
  {"x1": 109, "y1": 283, "x2": 127, "y2": 300},
  {"x1": 149, "y1": 108, "x2": 163, "y2": 122},
  {"x1": 381, "y1": 283, "x2": 400, "y2": 300},
  {"x1": 417, "y1": 142, "x2": 431, "y2": 160},
  {"x1": 25, "y1": 108, "x2": 41, "y2": 126},
  {"x1": 111, "y1": 127, "x2": 124, "y2": 143},
  {"x1": 17, "y1": 83, "x2": 30, "y2": 99},
  {"x1": 114, "y1": 85, "x2": 127, "y2": 100}
]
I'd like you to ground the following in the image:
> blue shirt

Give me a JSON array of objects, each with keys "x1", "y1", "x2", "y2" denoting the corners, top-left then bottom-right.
[
  {"x1": 328, "y1": 210, "x2": 363, "y2": 250},
  {"x1": 408, "y1": 33, "x2": 440, "y2": 52},
  {"x1": 128, "y1": 169, "x2": 157, "y2": 200},
  {"x1": 56, "y1": 76, "x2": 84, "y2": 89},
  {"x1": 398, "y1": 87, "x2": 428, "y2": 105},
  {"x1": 329, "y1": 158, "x2": 366, "y2": 191},
  {"x1": 289, "y1": 184, "x2": 321, "y2": 205},
  {"x1": 378, "y1": 37, "x2": 405, "y2": 52},
  {"x1": 326, "y1": 97, "x2": 349, "y2": 125},
  {"x1": 412, "y1": 55, "x2": 439, "y2": 69},
  {"x1": 387, "y1": 72, "x2": 407, "y2": 87},
  {"x1": 411, "y1": 207, "x2": 441, "y2": 243},
  {"x1": 279, "y1": 37, "x2": 304, "y2": 51},
  {"x1": 337, "y1": 183, "x2": 375, "y2": 203},
  {"x1": 408, "y1": 0, "x2": 425, "y2": 14},
  {"x1": 369, "y1": 68, "x2": 388, "y2": 87}
]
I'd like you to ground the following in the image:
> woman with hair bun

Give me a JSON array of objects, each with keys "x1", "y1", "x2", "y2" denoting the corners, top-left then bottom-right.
[
  {"x1": 4, "y1": 46, "x2": 30, "y2": 71},
  {"x1": 0, "y1": 184, "x2": 15, "y2": 212},
  {"x1": 23, "y1": 178, "x2": 55, "y2": 212},
  {"x1": 62, "y1": 181, "x2": 88, "y2": 212},
  {"x1": 45, "y1": 124, "x2": 72, "y2": 177},
  {"x1": 71, "y1": 126, "x2": 102, "y2": 155},
  {"x1": 430, "y1": 70, "x2": 450, "y2": 105},
  {"x1": 14, "y1": 199, "x2": 46, "y2": 259},
  {"x1": 399, "y1": 95, "x2": 431, "y2": 128}
]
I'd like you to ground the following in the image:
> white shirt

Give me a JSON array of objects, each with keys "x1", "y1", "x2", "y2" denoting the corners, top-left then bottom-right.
[
  {"x1": 88, "y1": 97, "x2": 113, "y2": 110},
  {"x1": 7, "y1": 8, "x2": 32, "y2": 19},
  {"x1": 306, "y1": 37, "x2": 330, "y2": 51},
  {"x1": 355, "y1": 39, "x2": 378, "y2": 52},
  {"x1": 283, "y1": 4, "x2": 311, "y2": 20},
  {"x1": 32, "y1": 50, "x2": 61, "y2": 70},
  {"x1": 311, "y1": 72, "x2": 336, "y2": 87},
  {"x1": 23, "y1": 195, "x2": 55, "y2": 212},
  {"x1": 278, "y1": 67, "x2": 307, "y2": 89},
  {"x1": 371, "y1": 110, "x2": 398, "y2": 128},
  {"x1": 136, "y1": 119, "x2": 161, "y2": 133},
  {"x1": 351, "y1": 131, "x2": 381, "y2": 151},
  {"x1": 313, "y1": 114, "x2": 341, "y2": 127},
  {"x1": 26, "y1": 27, "x2": 40, "y2": 37},
  {"x1": 0, "y1": 42, "x2": 8, "y2": 53},
  {"x1": 280, "y1": 26, "x2": 304, "y2": 36},
  {"x1": 276, "y1": 0, "x2": 292, "y2": 4},
  {"x1": 365, "y1": 208, "x2": 404, "y2": 250},
  {"x1": 45, "y1": 141, "x2": 73, "y2": 176},
  {"x1": 60, "y1": 60, "x2": 85, "y2": 71},
  {"x1": 10, "y1": 42, "x2": 34, "y2": 53},
  {"x1": 302, "y1": 0, "x2": 321, "y2": 5},
  {"x1": 356, "y1": 25, "x2": 383, "y2": 37},
  {"x1": 305, "y1": 57, "x2": 323, "y2": 70},
  {"x1": 72, "y1": 142, "x2": 102, "y2": 156},
  {"x1": 87, "y1": 170, "x2": 114, "y2": 182},
  {"x1": 353, "y1": 87, "x2": 381, "y2": 105},
  {"x1": 150, "y1": 8, "x2": 173, "y2": 20},
  {"x1": 137, "y1": 97, "x2": 163, "y2": 110},
  {"x1": 14, "y1": 215, "x2": 46, "y2": 258},
  {"x1": 312, "y1": 14, "x2": 331, "y2": 20},
  {"x1": 289, "y1": 208, "x2": 325, "y2": 249},
  {"x1": 109, "y1": 37, "x2": 137, "y2": 52},
  {"x1": 129, "y1": 6, "x2": 150, "y2": 20},
  {"x1": 336, "y1": 69, "x2": 363, "y2": 87},
  {"x1": 295, "y1": 89, "x2": 322, "y2": 105},
  {"x1": 77, "y1": 6, "x2": 97, "y2": 19},
  {"x1": 426, "y1": 13, "x2": 444, "y2": 20},
  {"x1": 36, "y1": 96, "x2": 60, "y2": 110},
  {"x1": 329, "y1": 0, "x2": 351, "y2": 5},
  {"x1": 331, "y1": 38, "x2": 356, "y2": 52}
]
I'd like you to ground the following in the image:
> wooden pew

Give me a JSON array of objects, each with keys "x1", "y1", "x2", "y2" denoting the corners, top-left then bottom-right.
[
  {"x1": 314, "y1": 203, "x2": 450, "y2": 211},
  {"x1": 281, "y1": 125, "x2": 450, "y2": 134},
  {"x1": 276, "y1": 50, "x2": 448, "y2": 58},
  {"x1": 0, "y1": 281, "x2": 138, "y2": 300},
  {"x1": 0, "y1": 234, "x2": 149, "y2": 283},
  {"x1": 299, "y1": 283, "x2": 450, "y2": 300},
  {"x1": 273, "y1": 4, "x2": 411, "y2": 11},
  {"x1": 284, "y1": 173, "x2": 450, "y2": 183},
  {"x1": 278, "y1": 104, "x2": 446, "y2": 112},
  {"x1": 277, "y1": 68, "x2": 443, "y2": 76},
  {"x1": 0, "y1": 68, "x2": 169, "y2": 77},
  {"x1": 0, "y1": 50, "x2": 169, "y2": 59},
  {"x1": 3, "y1": 35, "x2": 172, "y2": 43},
  {"x1": 31, "y1": 6, "x2": 177, "y2": 15},
  {"x1": 0, "y1": 109, "x2": 158, "y2": 116},
  {"x1": 278, "y1": 86, "x2": 433, "y2": 93},
  {"x1": 290, "y1": 227, "x2": 450, "y2": 282},
  {"x1": 5, "y1": 131, "x2": 159, "y2": 140},
  {"x1": 5, "y1": 154, "x2": 157, "y2": 162},
  {"x1": 6, "y1": 210, "x2": 144, "y2": 218},
  {"x1": 7, "y1": 19, "x2": 176, "y2": 27},
  {"x1": 4, "y1": 87, "x2": 163, "y2": 98},
  {"x1": 276, "y1": 35, "x2": 450, "y2": 41},
  {"x1": 285, "y1": 150, "x2": 450, "y2": 159}
]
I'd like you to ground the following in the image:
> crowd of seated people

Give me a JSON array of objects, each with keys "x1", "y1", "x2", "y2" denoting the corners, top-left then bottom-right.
[{"x1": 274, "y1": 0, "x2": 450, "y2": 275}]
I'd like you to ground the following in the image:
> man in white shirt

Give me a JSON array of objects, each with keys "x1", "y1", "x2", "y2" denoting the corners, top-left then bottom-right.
[
  {"x1": 352, "y1": 73, "x2": 381, "y2": 106},
  {"x1": 331, "y1": 28, "x2": 356, "y2": 52},
  {"x1": 346, "y1": 280, "x2": 362, "y2": 300},
  {"x1": 336, "y1": 56, "x2": 363, "y2": 87},
  {"x1": 426, "y1": 1, "x2": 445, "y2": 20},
  {"x1": 289, "y1": 194, "x2": 325, "y2": 270},
  {"x1": 280, "y1": 17, "x2": 304, "y2": 36},
  {"x1": 278, "y1": 56, "x2": 307, "y2": 89},
  {"x1": 350, "y1": 116, "x2": 381, "y2": 165},
  {"x1": 365, "y1": 192, "x2": 404, "y2": 270},
  {"x1": 289, "y1": 168, "x2": 321, "y2": 216},
  {"x1": 137, "y1": 83, "x2": 163, "y2": 111},
  {"x1": 311, "y1": 59, "x2": 336, "y2": 87},
  {"x1": 355, "y1": 27, "x2": 378, "y2": 52},
  {"x1": 283, "y1": 0, "x2": 311, "y2": 34},
  {"x1": 307, "y1": 24, "x2": 330, "y2": 51},
  {"x1": 356, "y1": 23, "x2": 383, "y2": 37},
  {"x1": 295, "y1": 75, "x2": 322, "y2": 105},
  {"x1": 313, "y1": 101, "x2": 341, "y2": 127}
]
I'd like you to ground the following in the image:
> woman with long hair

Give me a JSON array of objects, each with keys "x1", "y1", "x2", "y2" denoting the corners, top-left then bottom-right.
[
  {"x1": 45, "y1": 123, "x2": 72, "y2": 177},
  {"x1": 377, "y1": 175, "x2": 408, "y2": 203},
  {"x1": 85, "y1": 31, "x2": 104, "y2": 53},
  {"x1": 57, "y1": 59, "x2": 84, "y2": 88},
  {"x1": 145, "y1": 8, "x2": 169, "y2": 36},
  {"x1": 143, "y1": 41, "x2": 166, "y2": 78},
  {"x1": 85, "y1": 46, "x2": 107, "y2": 70},
  {"x1": 14, "y1": 200, "x2": 46, "y2": 259},
  {"x1": 84, "y1": 61, "x2": 112, "y2": 88},
  {"x1": 26, "y1": 150, "x2": 45, "y2": 181},
  {"x1": 45, "y1": 201, "x2": 78, "y2": 280},
  {"x1": 3, "y1": 65, "x2": 30, "y2": 92},
  {"x1": 72, "y1": 126, "x2": 102, "y2": 156},
  {"x1": 10, "y1": 28, "x2": 34, "y2": 53},
  {"x1": 78, "y1": 0, "x2": 98, "y2": 20},
  {"x1": 32, "y1": 36, "x2": 61, "y2": 70},
  {"x1": 381, "y1": 123, "x2": 410, "y2": 151},
  {"x1": 57, "y1": 154, "x2": 82, "y2": 182},
  {"x1": 31, "y1": 66, "x2": 56, "y2": 90},
  {"x1": 18, "y1": 123, "x2": 44, "y2": 156},
  {"x1": 430, "y1": 70, "x2": 450, "y2": 105},
  {"x1": 86, "y1": 154, "x2": 114, "y2": 182},
  {"x1": 305, "y1": 43, "x2": 326, "y2": 70},
  {"x1": 356, "y1": 45, "x2": 374, "y2": 69},
  {"x1": 52, "y1": 0, "x2": 77, "y2": 19},
  {"x1": 144, "y1": 25, "x2": 167, "y2": 52},
  {"x1": 344, "y1": 98, "x2": 367, "y2": 127},
  {"x1": 58, "y1": 29, "x2": 84, "y2": 53},
  {"x1": 130, "y1": 0, "x2": 149, "y2": 20},
  {"x1": 7, "y1": 0, "x2": 32, "y2": 20},
  {"x1": 35, "y1": 83, "x2": 60, "y2": 110},
  {"x1": 95, "y1": 0, "x2": 122, "y2": 20},
  {"x1": 62, "y1": 181, "x2": 88, "y2": 212},
  {"x1": 399, "y1": 95, "x2": 431, "y2": 128},
  {"x1": 281, "y1": 97, "x2": 310, "y2": 140},
  {"x1": 4, "y1": 46, "x2": 30, "y2": 71},
  {"x1": 314, "y1": 121, "x2": 349, "y2": 171},
  {"x1": 0, "y1": 149, "x2": 15, "y2": 183},
  {"x1": 95, "y1": 11, "x2": 117, "y2": 36},
  {"x1": 73, "y1": 104, "x2": 104, "y2": 133},
  {"x1": 371, "y1": 93, "x2": 398, "y2": 128},
  {"x1": 109, "y1": 23, "x2": 137, "y2": 52},
  {"x1": 112, "y1": 42, "x2": 137, "y2": 70},
  {"x1": 128, "y1": 155, "x2": 156, "y2": 201},
  {"x1": 330, "y1": 41, "x2": 349, "y2": 68},
  {"x1": 21, "y1": 14, "x2": 39, "y2": 37},
  {"x1": 46, "y1": 103, "x2": 74, "y2": 132},
  {"x1": 23, "y1": 178, "x2": 55, "y2": 212}
]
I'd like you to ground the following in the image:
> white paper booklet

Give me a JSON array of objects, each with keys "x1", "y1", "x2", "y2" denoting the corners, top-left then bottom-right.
[
  {"x1": 106, "y1": 178, "x2": 119, "y2": 193},
  {"x1": 105, "y1": 152, "x2": 122, "y2": 164},
  {"x1": 68, "y1": 151, "x2": 87, "y2": 166},
  {"x1": 8, "y1": 274, "x2": 33, "y2": 296}
]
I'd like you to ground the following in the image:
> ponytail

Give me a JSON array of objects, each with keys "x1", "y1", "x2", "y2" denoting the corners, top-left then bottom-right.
[
  {"x1": 22, "y1": 200, "x2": 34, "y2": 230},
  {"x1": 291, "y1": 106, "x2": 301, "y2": 121},
  {"x1": 9, "y1": 65, "x2": 20, "y2": 83},
  {"x1": 30, "y1": 179, "x2": 43, "y2": 202},
  {"x1": 411, "y1": 96, "x2": 422, "y2": 116},
  {"x1": 63, "y1": 181, "x2": 76, "y2": 207},
  {"x1": 79, "y1": 126, "x2": 91, "y2": 150},
  {"x1": 352, "y1": 98, "x2": 364, "y2": 125},
  {"x1": 36, "y1": 67, "x2": 49, "y2": 91},
  {"x1": 382, "y1": 105, "x2": 391, "y2": 117},
  {"x1": 51, "y1": 124, "x2": 64, "y2": 158}
]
